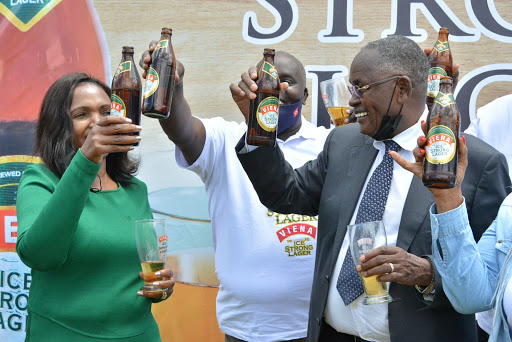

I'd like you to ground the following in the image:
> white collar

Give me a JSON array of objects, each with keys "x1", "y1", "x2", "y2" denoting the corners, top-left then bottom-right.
[{"x1": 278, "y1": 116, "x2": 331, "y2": 143}]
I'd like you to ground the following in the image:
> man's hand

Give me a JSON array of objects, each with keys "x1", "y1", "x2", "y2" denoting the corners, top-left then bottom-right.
[
  {"x1": 356, "y1": 246, "x2": 433, "y2": 287},
  {"x1": 229, "y1": 67, "x2": 288, "y2": 121},
  {"x1": 139, "y1": 40, "x2": 184, "y2": 83}
]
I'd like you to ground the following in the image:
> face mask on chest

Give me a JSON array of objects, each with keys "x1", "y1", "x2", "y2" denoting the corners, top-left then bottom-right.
[{"x1": 277, "y1": 100, "x2": 302, "y2": 135}]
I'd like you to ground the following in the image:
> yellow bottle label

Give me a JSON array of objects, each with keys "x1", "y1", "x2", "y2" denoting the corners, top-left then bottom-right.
[{"x1": 425, "y1": 125, "x2": 456, "y2": 164}]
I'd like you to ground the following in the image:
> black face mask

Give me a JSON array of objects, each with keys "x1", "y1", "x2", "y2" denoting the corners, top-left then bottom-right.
[{"x1": 371, "y1": 79, "x2": 404, "y2": 141}]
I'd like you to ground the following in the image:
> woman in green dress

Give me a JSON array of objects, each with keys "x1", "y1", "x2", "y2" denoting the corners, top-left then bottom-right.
[{"x1": 16, "y1": 73, "x2": 174, "y2": 341}]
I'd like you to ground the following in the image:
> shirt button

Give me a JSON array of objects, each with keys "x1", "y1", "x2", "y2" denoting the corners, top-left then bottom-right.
[
  {"x1": 316, "y1": 318, "x2": 320, "y2": 325},
  {"x1": 325, "y1": 274, "x2": 329, "y2": 281}
]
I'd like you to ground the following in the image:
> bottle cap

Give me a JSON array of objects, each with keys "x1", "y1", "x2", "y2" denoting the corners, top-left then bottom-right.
[
  {"x1": 122, "y1": 46, "x2": 134, "y2": 53},
  {"x1": 263, "y1": 48, "x2": 275, "y2": 55}
]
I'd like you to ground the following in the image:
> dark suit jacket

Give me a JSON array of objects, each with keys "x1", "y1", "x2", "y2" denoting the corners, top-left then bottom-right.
[{"x1": 236, "y1": 123, "x2": 511, "y2": 342}]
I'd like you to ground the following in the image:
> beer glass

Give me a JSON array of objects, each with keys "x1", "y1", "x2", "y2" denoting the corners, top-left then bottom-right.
[
  {"x1": 319, "y1": 76, "x2": 351, "y2": 127},
  {"x1": 348, "y1": 220, "x2": 393, "y2": 305},
  {"x1": 135, "y1": 219, "x2": 168, "y2": 293}
]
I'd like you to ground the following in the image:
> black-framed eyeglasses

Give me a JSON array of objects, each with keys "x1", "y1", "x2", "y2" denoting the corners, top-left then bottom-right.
[{"x1": 349, "y1": 76, "x2": 402, "y2": 99}]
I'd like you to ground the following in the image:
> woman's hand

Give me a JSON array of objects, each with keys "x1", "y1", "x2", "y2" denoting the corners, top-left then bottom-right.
[
  {"x1": 390, "y1": 121, "x2": 468, "y2": 213},
  {"x1": 137, "y1": 268, "x2": 175, "y2": 301},
  {"x1": 80, "y1": 116, "x2": 141, "y2": 164}
]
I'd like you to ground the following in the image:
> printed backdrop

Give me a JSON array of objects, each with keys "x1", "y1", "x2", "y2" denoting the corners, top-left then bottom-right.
[{"x1": 1, "y1": 0, "x2": 511, "y2": 340}]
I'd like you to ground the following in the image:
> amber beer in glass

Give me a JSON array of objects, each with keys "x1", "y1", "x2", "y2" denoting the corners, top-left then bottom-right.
[
  {"x1": 426, "y1": 27, "x2": 453, "y2": 111},
  {"x1": 423, "y1": 77, "x2": 460, "y2": 189},
  {"x1": 135, "y1": 219, "x2": 168, "y2": 293},
  {"x1": 319, "y1": 77, "x2": 351, "y2": 127},
  {"x1": 348, "y1": 221, "x2": 392, "y2": 305},
  {"x1": 142, "y1": 28, "x2": 176, "y2": 119},
  {"x1": 246, "y1": 48, "x2": 281, "y2": 146},
  {"x1": 111, "y1": 46, "x2": 142, "y2": 145}
]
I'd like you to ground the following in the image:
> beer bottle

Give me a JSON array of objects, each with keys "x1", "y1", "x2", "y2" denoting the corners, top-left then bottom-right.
[
  {"x1": 426, "y1": 27, "x2": 453, "y2": 110},
  {"x1": 246, "y1": 48, "x2": 281, "y2": 146},
  {"x1": 423, "y1": 77, "x2": 460, "y2": 189},
  {"x1": 142, "y1": 28, "x2": 176, "y2": 119},
  {"x1": 111, "y1": 46, "x2": 142, "y2": 145}
]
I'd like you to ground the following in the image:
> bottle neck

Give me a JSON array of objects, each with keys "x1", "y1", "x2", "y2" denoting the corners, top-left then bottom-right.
[
  {"x1": 121, "y1": 53, "x2": 134, "y2": 61},
  {"x1": 438, "y1": 83, "x2": 453, "y2": 94},
  {"x1": 160, "y1": 33, "x2": 171, "y2": 41},
  {"x1": 437, "y1": 32, "x2": 449, "y2": 42},
  {"x1": 263, "y1": 55, "x2": 275, "y2": 65}
]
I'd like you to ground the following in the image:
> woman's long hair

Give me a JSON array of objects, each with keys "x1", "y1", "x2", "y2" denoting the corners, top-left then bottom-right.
[{"x1": 34, "y1": 73, "x2": 139, "y2": 185}]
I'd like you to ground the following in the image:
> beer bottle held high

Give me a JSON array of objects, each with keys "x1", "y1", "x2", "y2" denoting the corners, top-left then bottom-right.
[
  {"x1": 426, "y1": 27, "x2": 453, "y2": 110},
  {"x1": 111, "y1": 46, "x2": 142, "y2": 146},
  {"x1": 142, "y1": 28, "x2": 176, "y2": 119},
  {"x1": 246, "y1": 49, "x2": 281, "y2": 147},
  {"x1": 423, "y1": 77, "x2": 460, "y2": 189}
]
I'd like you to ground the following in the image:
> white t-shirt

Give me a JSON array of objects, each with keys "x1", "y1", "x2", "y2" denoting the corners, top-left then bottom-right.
[
  {"x1": 175, "y1": 117, "x2": 330, "y2": 341},
  {"x1": 465, "y1": 94, "x2": 512, "y2": 178}
]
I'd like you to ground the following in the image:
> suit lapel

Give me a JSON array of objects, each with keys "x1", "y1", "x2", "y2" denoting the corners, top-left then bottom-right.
[
  {"x1": 396, "y1": 176, "x2": 434, "y2": 251},
  {"x1": 330, "y1": 136, "x2": 378, "y2": 267}
]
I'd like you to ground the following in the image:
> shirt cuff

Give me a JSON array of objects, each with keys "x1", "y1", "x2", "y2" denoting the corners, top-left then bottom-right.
[{"x1": 429, "y1": 197, "x2": 469, "y2": 238}]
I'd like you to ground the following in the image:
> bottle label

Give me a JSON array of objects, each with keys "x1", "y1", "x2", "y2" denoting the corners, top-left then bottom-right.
[
  {"x1": 144, "y1": 67, "x2": 159, "y2": 98},
  {"x1": 110, "y1": 94, "x2": 126, "y2": 117},
  {"x1": 256, "y1": 96, "x2": 279, "y2": 132},
  {"x1": 262, "y1": 61, "x2": 278, "y2": 79},
  {"x1": 425, "y1": 125, "x2": 457, "y2": 164},
  {"x1": 433, "y1": 40, "x2": 450, "y2": 53},
  {"x1": 427, "y1": 67, "x2": 448, "y2": 98},
  {"x1": 115, "y1": 61, "x2": 132, "y2": 76},
  {"x1": 155, "y1": 39, "x2": 168, "y2": 51},
  {"x1": 0, "y1": 0, "x2": 61, "y2": 32},
  {"x1": 434, "y1": 92, "x2": 456, "y2": 107}
]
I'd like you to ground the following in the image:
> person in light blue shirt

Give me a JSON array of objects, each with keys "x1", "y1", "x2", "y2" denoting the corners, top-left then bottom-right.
[{"x1": 391, "y1": 124, "x2": 512, "y2": 342}]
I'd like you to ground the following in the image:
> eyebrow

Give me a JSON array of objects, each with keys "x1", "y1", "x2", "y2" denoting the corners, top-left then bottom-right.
[{"x1": 70, "y1": 104, "x2": 110, "y2": 113}]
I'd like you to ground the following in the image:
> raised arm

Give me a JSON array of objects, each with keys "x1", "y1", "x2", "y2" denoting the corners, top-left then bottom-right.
[{"x1": 139, "y1": 41, "x2": 205, "y2": 165}]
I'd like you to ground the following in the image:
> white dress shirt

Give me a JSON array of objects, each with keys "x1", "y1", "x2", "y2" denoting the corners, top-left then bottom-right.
[{"x1": 324, "y1": 109, "x2": 428, "y2": 342}]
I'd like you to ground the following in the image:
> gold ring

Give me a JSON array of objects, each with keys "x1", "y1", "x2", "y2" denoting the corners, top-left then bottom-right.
[
  {"x1": 161, "y1": 291, "x2": 168, "y2": 300},
  {"x1": 389, "y1": 263, "x2": 395, "y2": 273}
]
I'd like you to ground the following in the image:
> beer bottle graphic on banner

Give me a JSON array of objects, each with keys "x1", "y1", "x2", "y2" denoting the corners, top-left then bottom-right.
[
  {"x1": 142, "y1": 28, "x2": 176, "y2": 119},
  {"x1": 111, "y1": 46, "x2": 142, "y2": 145},
  {"x1": 426, "y1": 27, "x2": 453, "y2": 111},
  {"x1": 423, "y1": 77, "x2": 460, "y2": 189},
  {"x1": 246, "y1": 48, "x2": 281, "y2": 147}
]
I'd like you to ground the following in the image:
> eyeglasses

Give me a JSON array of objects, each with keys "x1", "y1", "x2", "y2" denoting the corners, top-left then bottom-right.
[{"x1": 349, "y1": 76, "x2": 402, "y2": 99}]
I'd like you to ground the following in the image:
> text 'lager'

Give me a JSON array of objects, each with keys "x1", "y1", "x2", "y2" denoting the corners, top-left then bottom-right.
[
  {"x1": 142, "y1": 28, "x2": 176, "y2": 119},
  {"x1": 426, "y1": 27, "x2": 453, "y2": 111},
  {"x1": 111, "y1": 46, "x2": 142, "y2": 145},
  {"x1": 423, "y1": 77, "x2": 460, "y2": 189},
  {"x1": 246, "y1": 49, "x2": 281, "y2": 146}
]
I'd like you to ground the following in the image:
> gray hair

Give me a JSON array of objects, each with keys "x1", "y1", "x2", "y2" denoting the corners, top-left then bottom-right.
[{"x1": 361, "y1": 35, "x2": 429, "y2": 95}]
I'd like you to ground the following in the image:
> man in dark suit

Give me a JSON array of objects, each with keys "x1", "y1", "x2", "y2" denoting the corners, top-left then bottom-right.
[{"x1": 235, "y1": 35, "x2": 510, "y2": 342}]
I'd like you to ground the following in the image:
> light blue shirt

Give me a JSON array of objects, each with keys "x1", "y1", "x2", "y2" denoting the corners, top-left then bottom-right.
[{"x1": 430, "y1": 194, "x2": 512, "y2": 342}]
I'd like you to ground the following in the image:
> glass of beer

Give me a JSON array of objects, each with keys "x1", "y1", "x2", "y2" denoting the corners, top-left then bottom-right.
[
  {"x1": 348, "y1": 220, "x2": 393, "y2": 305},
  {"x1": 135, "y1": 219, "x2": 168, "y2": 293},
  {"x1": 319, "y1": 76, "x2": 351, "y2": 127}
]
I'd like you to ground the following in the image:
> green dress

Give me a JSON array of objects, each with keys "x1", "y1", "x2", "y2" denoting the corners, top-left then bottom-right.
[{"x1": 16, "y1": 150, "x2": 161, "y2": 341}]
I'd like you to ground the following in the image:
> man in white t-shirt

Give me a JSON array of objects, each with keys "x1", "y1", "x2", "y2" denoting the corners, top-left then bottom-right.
[
  {"x1": 140, "y1": 47, "x2": 331, "y2": 341},
  {"x1": 465, "y1": 94, "x2": 512, "y2": 179}
]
